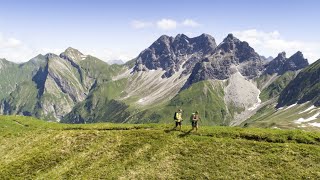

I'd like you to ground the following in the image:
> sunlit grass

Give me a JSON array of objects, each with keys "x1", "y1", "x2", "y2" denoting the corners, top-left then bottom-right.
[{"x1": 1, "y1": 115, "x2": 320, "y2": 179}]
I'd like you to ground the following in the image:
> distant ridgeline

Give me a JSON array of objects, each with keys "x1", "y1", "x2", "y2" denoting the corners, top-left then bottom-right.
[{"x1": 0, "y1": 33, "x2": 319, "y2": 128}]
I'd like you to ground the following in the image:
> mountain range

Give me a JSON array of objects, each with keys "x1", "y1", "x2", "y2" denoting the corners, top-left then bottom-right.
[{"x1": 0, "y1": 33, "x2": 319, "y2": 129}]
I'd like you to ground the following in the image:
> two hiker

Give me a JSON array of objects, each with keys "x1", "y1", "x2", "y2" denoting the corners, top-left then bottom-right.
[{"x1": 174, "y1": 109, "x2": 201, "y2": 131}]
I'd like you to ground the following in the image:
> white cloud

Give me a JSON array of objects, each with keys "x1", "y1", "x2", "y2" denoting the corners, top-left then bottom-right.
[
  {"x1": 81, "y1": 48, "x2": 136, "y2": 62},
  {"x1": 131, "y1": 18, "x2": 201, "y2": 31},
  {"x1": 156, "y1": 19, "x2": 177, "y2": 30},
  {"x1": 0, "y1": 33, "x2": 68, "y2": 62},
  {"x1": 130, "y1": 20, "x2": 152, "y2": 29},
  {"x1": 0, "y1": 33, "x2": 22, "y2": 49},
  {"x1": 0, "y1": 33, "x2": 33, "y2": 62},
  {"x1": 182, "y1": 19, "x2": 200, "y2": 27},
  {"x1": 184, "y1": 32, "x2": 194, "y2": 37},
  {"x1": 0, "y1": 31, "x2": 137, "y2": 63},
  {"x1": 232, "y1": 29, "x2": 320, "y2": 63}
]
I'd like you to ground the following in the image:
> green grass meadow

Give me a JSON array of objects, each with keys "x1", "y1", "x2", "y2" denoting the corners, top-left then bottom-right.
[{"x1": 1, "y1": 115, "x2": 320, "y2": 179}]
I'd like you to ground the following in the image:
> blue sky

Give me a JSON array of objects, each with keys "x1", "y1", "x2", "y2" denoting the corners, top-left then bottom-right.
[{"x1": 0, "y1": 0, "x2": 319, "y2": 63}]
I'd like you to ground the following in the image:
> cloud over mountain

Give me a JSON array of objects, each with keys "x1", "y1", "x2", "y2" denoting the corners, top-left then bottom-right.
[
  {"x1": 130, "y1": 19, "x2": 201, "y2": 30},
  {"x1": 232, "y1": 29, "x2": 320, "y2": 63}
]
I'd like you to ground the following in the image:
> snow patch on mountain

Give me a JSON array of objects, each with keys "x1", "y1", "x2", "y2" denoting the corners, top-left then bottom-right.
[
  {"x1": 294, "y1": 112, "x2": 319, "y2": 124},
  {"x1": 285, "y1": 103, "x2": 297, "y2": 110},
  {"x1": 298, "y1": 105, "x2": 316, "y2": 114},
  {"x1": 309, "y1": 122, "x2": 320, "y2": 127}
]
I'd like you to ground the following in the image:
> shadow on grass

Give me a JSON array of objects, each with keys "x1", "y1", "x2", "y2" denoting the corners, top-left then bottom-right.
[
  {"x1": 178, "y1": 129, "x2": 193, "y2": 137},
  {"x1": 164, "y1": 127, "x2": 178, "y2": 133}
]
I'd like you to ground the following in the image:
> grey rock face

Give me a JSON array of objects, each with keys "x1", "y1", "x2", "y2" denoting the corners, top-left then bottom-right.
[
  {"x1": 133, "y1": 33, "x2": 217, "y2": 78},
  {"x1": 218, "y1": 34, "x2": 261, "y2": 63},
  {"x1": 284, "y1": 51, "x2": 309, "y2": 71},
  {"x1": 264, "y1": 52, "x2": 287, "y2": 74},
  {"x1": 185, "y1": 34, "x2": 264, "y2": 86},
  {"x1": 265, "y1": 51, "x2": 309, "y2": 75}
]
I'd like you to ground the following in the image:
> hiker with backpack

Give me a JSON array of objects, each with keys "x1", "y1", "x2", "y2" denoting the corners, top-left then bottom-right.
[
  {"x1": 191, "y1": 111, "x2": 201, "y2": 132},
  {"x1": 174, "y1": 109, "x2": 183, "y2": 130}
]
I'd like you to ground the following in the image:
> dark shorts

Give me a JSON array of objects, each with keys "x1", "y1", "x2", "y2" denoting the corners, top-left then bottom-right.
[
  {"x1": 175, "y1": 121, "x2": 182, "y2": 126},
  {"x1": 192, "y1": 121, "x2": 198, "y2": 127}
]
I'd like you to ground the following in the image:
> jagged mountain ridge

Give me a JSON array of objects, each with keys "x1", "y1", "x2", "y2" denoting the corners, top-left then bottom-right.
[
  {"x1": 0, "y1": 33, "x2": 314, "y2": 125},
  {"x1": 265, "y1": 51, "x2": 309, "y2": 75},
  {"x1": 185, "y1": 34, "x2": 264, "y2": 87},
  {"x1": 133, "y1": 33, "x2": 217, "y2": 78}
]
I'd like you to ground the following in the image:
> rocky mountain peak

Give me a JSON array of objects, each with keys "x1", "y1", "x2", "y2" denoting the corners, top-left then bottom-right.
[
  {"x1": 60, "y1": 47, "x2": 85, "y2": 62},
  {"x1": 225, "y1": 33, "x2": 234, "y2": 40},
  {"x1": 264, "y1": 52, "x2": 287, "y2": 74},
  {"x1": 156, "y1": 35, "x2": 173, "y2": 44},
  {"x1": 174, "y1": 33, "x2": 189, "y2": 40},
  {"x1": 265, "y1": 51, "x2": 309, "y2": 75},
  {"x1": 222, "y1": 33, "x2": 240, "y2": 43},
  {"x1": 45, "y1": 53, "x2": 59, "y2": 59},
  {"x1": 199, "y1": 33, "x2": 212, "y2": 38},
  {"x1": 290, "y1": 51, "x2": 306, "y2": 61},
  {"x1": 285, "y1": 51, "x2": 309, "y2": 70},
  {"x1": 276, "y1": 52, "x2": 286, "y2": 59},
  {"x1": 65, "y1": 47, "x2": 83, "y2": 54},
  {"x1": 133, "y1": 33, "x2": 217, "y2": 78},
  {"x1": 191, "y1": 33, "x2": 217, "y2": 52},
  {"x1": 216, "y1": 34, "x2": 260, "y2": 64},
  {"x1": 184, "y1": 34, "x2": 265, "y2": 88}
]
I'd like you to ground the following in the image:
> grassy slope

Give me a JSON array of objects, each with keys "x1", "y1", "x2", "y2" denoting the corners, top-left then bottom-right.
[
  {"x1": 242, "y1": 101, "x2": 320, "y2": 130},
  {"x1": 2, "y1": 55, "x2": 128, "y2": 122},
  {"x1": 259, "y1": 71, "x2": 296, "y2": 102},
  {"x1": 2, "y1": 81, "x2": 39, "y2": 116},
  {"x1": 80, "y1": 55, "x2": 126, "y2": 81},
  {"x1": 61, "y1": 78, "x2": 130, "y2": 123},
  {"x1": 0, "y1": 57, "x2": 47, "y2": 116},
  {"x1": 117, "y1": 80, "x2": 230, "y2": 126},
  {"x1": 1, "y1": 115, "x2": 320, "y2": 179},
  {"x1": 62, "y1": 80, "x2": 230, "y2": 125},
  {"x1": 278, "y1": 59, "x2": 320, "y2": 107},
  {"x1": 0, "y1": 59, "x2": 40, "y2": 99},
  {"x1": 140, "y1": 81, "x2": 228, "y2": 125}
]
